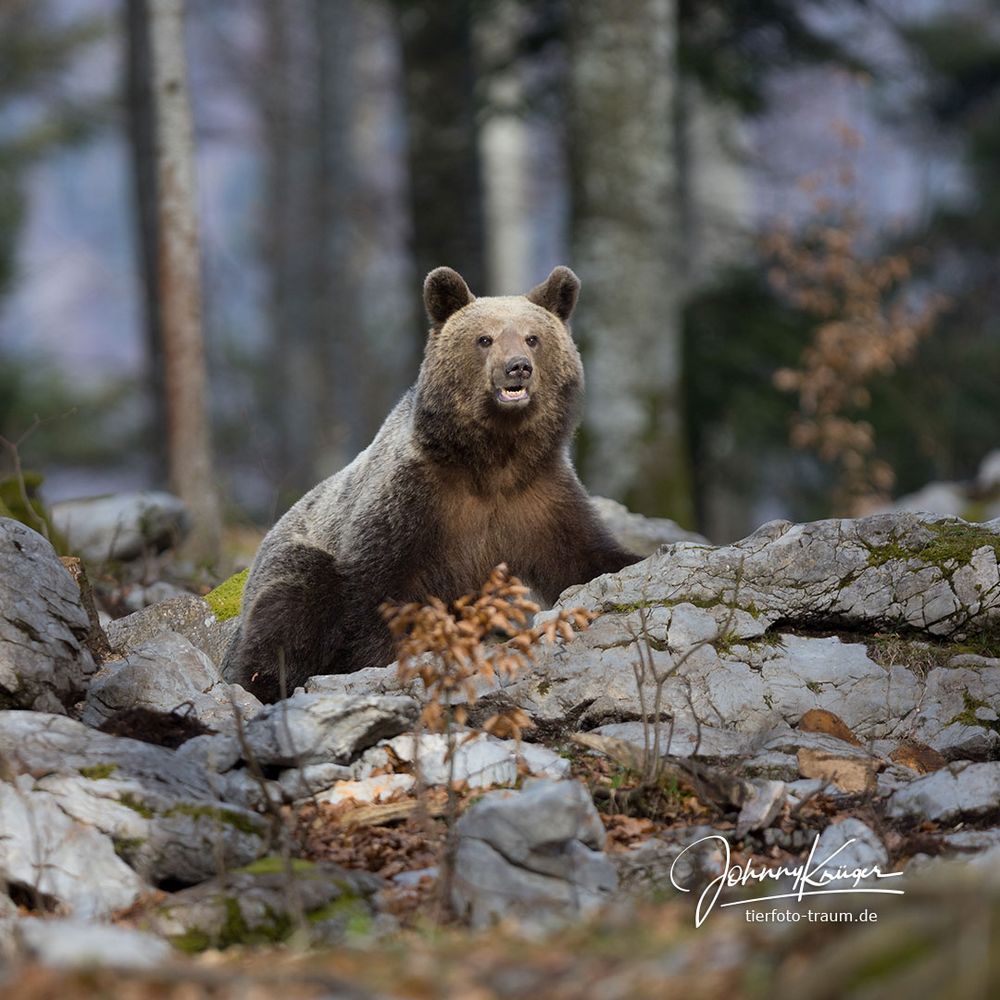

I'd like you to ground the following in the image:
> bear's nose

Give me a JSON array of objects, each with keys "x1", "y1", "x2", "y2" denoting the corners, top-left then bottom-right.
[{"x1": 504, "y1": 356, "x2": 533, "y2": 380}]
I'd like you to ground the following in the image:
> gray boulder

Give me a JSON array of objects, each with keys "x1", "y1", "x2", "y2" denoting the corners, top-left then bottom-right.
[
  {"x1": 242, "y1": 692, "x2": 419, "y2": 767},
  {"x1": 82, "y1": 631, "x2": 263, "y2": 734},
  {"x1": 51, "y1": 491, "x2": 188, "y2": 562},
  {"x1": 591, "y1": 496, "x2": 707, "y2": 556},
  {"x1": 105, "y1": 594, "x2": 238, "y2": 668},
  {"x1": 0, "y1": 776, "x2": 148, "y2": 919},
  {"x1": 558, "y1": 513, "x2": 1000, "y2": 640},
  {"x1": 0, "y1": 711, "x2": 268, "y2": 886},
  {"x1": 0, "y1": 518, "x2": 96, "y2": 713},
  {"x1": 451, "y1": 779, "x2": 617, "y2": 929},
  {"x1": 886, "y1": 761, "x2": 1000, "y2": 823},
  {"x1": 14, "y1": 917, "x2": 171, "y2": 969},
  {"x1": 148, "y1": 861, "x2": 384, "y2": 949},
  {"x1": 811, "y1": 819, "x2": 890, "y2": 885}
]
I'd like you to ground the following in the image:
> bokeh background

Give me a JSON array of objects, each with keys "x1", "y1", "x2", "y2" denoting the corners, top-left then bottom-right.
[{"x1": 3, "y1": 0, "x2": 1000, "y2": 562}]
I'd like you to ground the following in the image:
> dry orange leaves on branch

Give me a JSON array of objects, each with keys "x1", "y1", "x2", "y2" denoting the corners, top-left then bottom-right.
[
  {"x1": 764, "y1": 124, "x2": 947, "y2": 513},
  {"x1": 380, "y1": 563, "x2": 594, "y2": 739}
]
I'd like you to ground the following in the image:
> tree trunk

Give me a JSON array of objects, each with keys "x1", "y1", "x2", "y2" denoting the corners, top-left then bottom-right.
[
  {"x1": 568, "y1": 0, "x2": 694, "y2": 524},
  {"x1": 397, "y1": 0, "x2": 486, "y2": 307},
  {"x1": 148, "y1": 0, "x2": 221, "y2": 561},
  {"x1": 124, "y1": 0, "x2": 166, "y2": 486}
]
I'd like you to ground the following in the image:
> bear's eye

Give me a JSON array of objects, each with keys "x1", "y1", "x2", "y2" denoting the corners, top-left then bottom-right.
[
  {"x1": 477, "y1": 335, "x2": 493, "y2": 348},
  {"x1": 525, "y1": 335, "x2": 540, "y2": 348}
]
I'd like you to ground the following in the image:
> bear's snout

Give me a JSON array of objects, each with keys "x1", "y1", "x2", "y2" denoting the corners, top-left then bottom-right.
[{"x1": 504, "y1": 356, "x2": 533, "y2": 381}]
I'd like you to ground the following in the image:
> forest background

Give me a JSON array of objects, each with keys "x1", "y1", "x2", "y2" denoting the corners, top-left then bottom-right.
[{"x1": 2, "y1": 0, "x2": 998, "y2": 564}]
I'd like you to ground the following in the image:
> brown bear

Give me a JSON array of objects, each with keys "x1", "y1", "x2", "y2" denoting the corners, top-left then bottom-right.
[{"x1": 222, "y1": 266, "x2": 641, "y2": 702}]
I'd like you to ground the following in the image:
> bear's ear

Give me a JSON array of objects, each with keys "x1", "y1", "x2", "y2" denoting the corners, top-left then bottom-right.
[
  {"x1": 526, "y1": 266, "x2": 580, "y2": 324},
  {"x1": 424, "y1": 267, "x2": 475, "y2": 327}
]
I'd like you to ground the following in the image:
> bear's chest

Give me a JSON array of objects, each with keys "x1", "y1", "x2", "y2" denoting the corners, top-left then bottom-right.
[{"x1": 405, "y1": 474, "x2": 559, "y2": 599}]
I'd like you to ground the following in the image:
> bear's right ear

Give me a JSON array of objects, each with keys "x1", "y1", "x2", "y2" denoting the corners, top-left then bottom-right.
[{"x1": 424, "y1": 267, "x2": 475, "y2": 327}]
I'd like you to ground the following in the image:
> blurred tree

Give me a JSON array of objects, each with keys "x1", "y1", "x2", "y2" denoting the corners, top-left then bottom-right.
[
  {"x1": 395, "y1": 0, "x2": 486, "y2": 307},
  {"x1": 0, "y1": 2, "x2": 105, "y2": 452},
  {"x1": 568, "y1": 0, "x2": 694, "y2": 525},
  {"x1": 147, "y1": 0, "x2": 221, "y2": 562},
  {"x1": 247, "y1": 0, "x2": 413, "y2": 505},
  {"x1": 125, "y1": 0, "x2": 167, "y2": 485},
  {"x1": 878, "y1": 8, "x2": 1000, "y2": 488}
]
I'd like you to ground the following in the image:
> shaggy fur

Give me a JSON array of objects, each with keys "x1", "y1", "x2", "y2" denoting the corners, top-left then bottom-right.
[{"x1": 222, "y1": 266, "x2": 641, "y2": 702}]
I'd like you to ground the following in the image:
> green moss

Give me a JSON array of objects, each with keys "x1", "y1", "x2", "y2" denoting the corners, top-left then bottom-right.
[
  {"x1": 865, "y1": 540, "x2": 911, "y2": 567},
  {"x1": 712, "y1": 629, "x2": 784, "y2": 656},
  {"x1": 712, "y1": 631, "x2": 742, "y2": 655},
  {"x1": 866, "y1": 521, "x2": 1000, "y2": 573},
  {"x1": 950, "y1": 633, "x2": 1000, "y2": 659},
  {"x1": 921, "y1": 522, "x2": 1000, "y2": 566},
  {"x1": 204, "y1": 568, "x2": 249, "y2": 621},
  {"x1": 806, "y1": 680, "x2": 823, "y2": 694},
  {"x1": 112, "y1": 836, "x2": 145, "y2": 857},
  {"x1": 603, "y1": 595, "x2": 762, "y2": 617},
  {"x1": 169, "y1": 928, "x2": 213, "y2": 954},
  {"x1": 78, "y1": 762, "x2": 118, "y2": 780},
  {"x1": 237, "y1": 856, "x2": 317, "y2": 876},
  {"x1": 307, "y1": 893, "x2": 372, "y2": 936},
  {"x1": 948, "y1": 690, "x2": 1000, "y2": 733},
  {"x1": 164, "y1": 802, "x2": 262, "y2": 835},
  {"x1": 864, "y1": 629, "x2": 1000, "y2": 672},
  {"x1": 0, "y1": 473, "x2": 68, "y2": 553},
  {"x1": 118, "y1": 792, "x2": 155, "y2": 818},
  {"x1": 168, "y1": 897, "x2": 296, "y2": 954}
]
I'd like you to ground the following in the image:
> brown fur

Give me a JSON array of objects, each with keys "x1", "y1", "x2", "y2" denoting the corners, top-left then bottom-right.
[{"x1": 222, "y1": 266, "x2": 641, "y2": 702}]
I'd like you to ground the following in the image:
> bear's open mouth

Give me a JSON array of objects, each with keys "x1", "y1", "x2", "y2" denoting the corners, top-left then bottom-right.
[{"x1": 496, "y1": 386, "x2": 530, "y2": 405}]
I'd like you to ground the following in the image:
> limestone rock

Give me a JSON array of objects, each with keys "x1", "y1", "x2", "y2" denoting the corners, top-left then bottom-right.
[
  {"x1": 590, "y1": 496, "x2": 707, "y2": 556},
  {"x1": 886, "y1": 761, "x2": 1000, "y2": 823},
  {"x1": 810, "y1": 819, "x2": 890, "y2": 887},
  {"x1": 0, "y1": 518, "x2": 96, "y2": 713},
  {"x1": 0, "y1": 776, "x2": 147, "y2": 918},
  {"x1": 384, "y1": 731, "x2": 569, "y2": 787},
  {"x1": 242, "y1": 692, "x2": 419, "y2": 767},
  {"x1": 0, "y1": 711, "x2": 268, "y2": 885},
  {"x1": 558, "y1": 513, "x2": 1000, "y2": 640},
  {"x1": 14, "y1": 917, "x2": 171, "y2": 969},
  {"x1": 105, "y1": 594, "x2": 237, "y2": 668},
  {"x1": 51, "y1": 491, "x2": 188, "y2": 563},
  {"x1": 148, "y1": 861, "x2": 384, "y2": 949},
  {"x1": 451, "y1": 779, "x2": 617, "y2": 929},
  {"x1": 82, "y1": 631, "x2": 262, "y2": 734}
]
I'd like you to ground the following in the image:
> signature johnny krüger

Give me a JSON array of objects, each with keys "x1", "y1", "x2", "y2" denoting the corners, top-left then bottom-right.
[{"x1": 670, "y1": 833, "x2": 905, "y2": 927}]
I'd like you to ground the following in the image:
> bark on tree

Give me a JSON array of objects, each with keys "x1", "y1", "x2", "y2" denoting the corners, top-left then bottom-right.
[
  {"x1": 256, "y1": 0, "x2": 415, "y2": 500},
  {"x1": 568, "y1": 0, "x2": 695, "y2": 524},
  {"x1": 124, "y1": 0, "x2": 166, "y2": 485},
  {"x1": 397, "y1": 0, "x2": 486, "y2": 307},
  {"x1": 148, "y1": 0, "x2": 221, "y2": 561}
]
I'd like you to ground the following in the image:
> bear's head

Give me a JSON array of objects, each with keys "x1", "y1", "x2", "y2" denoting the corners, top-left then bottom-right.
[{"x1": 415, "y1": 266, "x2": 584, "y2": 470}]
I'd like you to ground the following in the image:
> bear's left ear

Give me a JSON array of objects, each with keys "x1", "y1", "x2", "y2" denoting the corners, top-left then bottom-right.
[
  {"x1": 526, "y1": 266, "x2": 580, "y2": 324},
  {"x1": 424, "y1": 267, "x2": 475, "y2": 327}
]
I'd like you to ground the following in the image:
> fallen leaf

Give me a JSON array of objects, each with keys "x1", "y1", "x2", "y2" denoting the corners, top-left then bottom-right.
[
  {"x1": 798, "y1": 708, "x2": 861, "y2": 746},
  {"x1": 890, "y1": 739, "x2": 946, "y2": 774}
]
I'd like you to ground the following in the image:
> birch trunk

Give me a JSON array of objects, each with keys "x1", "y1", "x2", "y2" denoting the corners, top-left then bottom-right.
[
  {"x1": 569, "y1": 0, "x2": 694, "y2": 523},
  {"x1": 149, "y1": 0, "x2": 221, "y2": 561}
]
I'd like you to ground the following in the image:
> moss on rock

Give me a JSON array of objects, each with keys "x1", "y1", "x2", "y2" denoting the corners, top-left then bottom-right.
[
  {"x1": 78, "y1": 763, "x2": 118, "y2": 780},
  {"x1": 205, "y1": 567, "x2": 249, "y2": 621},
  {"x1": 866, "y1": 521, "x2": 1000, "y2": 573}
]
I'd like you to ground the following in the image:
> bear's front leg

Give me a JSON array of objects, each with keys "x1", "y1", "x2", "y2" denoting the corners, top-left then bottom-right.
[{"x1": 221, "y1": 543, "x2": 347, "y2": 702}]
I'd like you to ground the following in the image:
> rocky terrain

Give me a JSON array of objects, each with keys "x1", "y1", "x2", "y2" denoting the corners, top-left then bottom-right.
[{"x1": 2, "y1": 496, "x2": 1000, "y2": 996}]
